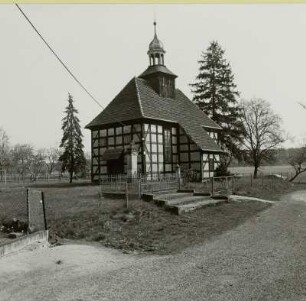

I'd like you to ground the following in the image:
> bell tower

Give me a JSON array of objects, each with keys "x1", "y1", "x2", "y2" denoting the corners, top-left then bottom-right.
[
  {"x1": 147, "y1": 21, "x2": 165, "y2": 66},
  {"x1": 139, "y1": 22, "x2": 177, "y2": 99}
]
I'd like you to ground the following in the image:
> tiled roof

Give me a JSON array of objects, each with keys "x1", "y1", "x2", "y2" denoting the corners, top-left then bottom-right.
[
  {"x1": 140, "y1": 65, "x2": 177, "y2": 78},
  {"x1": 86, "y1": 77, "x2": 222, "y2": 152},
  {"x1": 85, "y1": 78, "x2": 143, "y2": 126}
]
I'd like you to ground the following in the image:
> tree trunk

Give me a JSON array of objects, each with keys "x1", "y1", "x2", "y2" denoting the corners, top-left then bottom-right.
[
  {"x1": 69, "y1": 171, "x2": 73, "y2": 183},
  {"x1": 289, "y1": 169, "x2": 306, "y2": 182},
  {"x1": 289, "y1": 172, "x2": 299, "y2": 182},
  {"x1": 253, "y1": 165, "x2": 258, "y2": 179}
]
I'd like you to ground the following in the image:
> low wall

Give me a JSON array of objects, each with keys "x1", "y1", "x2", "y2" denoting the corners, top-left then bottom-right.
[
  {"x1": 102, "y1": 192, "x2": 140, "y2": 199},
  {"x1": 0, "y1": 230, "x2": 48, "y2": 258}
]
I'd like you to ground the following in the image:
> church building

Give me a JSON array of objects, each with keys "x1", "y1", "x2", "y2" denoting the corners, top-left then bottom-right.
[{"x1": 86, "y1": 23, "x2": 223, "y2": 182}]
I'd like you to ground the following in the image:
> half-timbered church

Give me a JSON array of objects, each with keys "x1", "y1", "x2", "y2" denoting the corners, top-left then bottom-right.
[{"x1": 86, "y1": 23, "x2": 223, "y2": 182}]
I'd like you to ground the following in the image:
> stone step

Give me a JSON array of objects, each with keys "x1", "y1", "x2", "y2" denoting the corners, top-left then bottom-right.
[
  {"x1": 142, "y1": 190, "x2": 179, "y2": 202},
  {"x1": 154, "y1": 192, "x2": 192, "y2": 201},
  {"x1": 167, "y1": 198, "x2": 227, "y2": 215},
  {"x1": 156, "y1": 195, "x2": 206, "y2": 207}
]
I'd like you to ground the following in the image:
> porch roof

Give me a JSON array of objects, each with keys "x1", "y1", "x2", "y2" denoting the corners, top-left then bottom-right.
[{"x1": 101, "y1": 148, "x2": 124, "y2": 160}]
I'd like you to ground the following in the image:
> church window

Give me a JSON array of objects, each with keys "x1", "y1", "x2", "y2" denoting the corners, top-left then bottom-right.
[
  {"x1": 108, "y1": 128, "x2": 114, "y2": 136},
  {"x1": 164, "y1": 128, "x2": 172, "y2": 164}
]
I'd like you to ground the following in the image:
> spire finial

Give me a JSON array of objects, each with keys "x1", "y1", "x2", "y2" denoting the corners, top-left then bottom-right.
[{"x1": 153, "y1": 20, "x2": 157, "y2": 36}]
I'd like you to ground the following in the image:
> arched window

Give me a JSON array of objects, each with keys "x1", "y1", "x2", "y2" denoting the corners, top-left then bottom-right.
[{"x1": 155, "y1": 54, "x2": 159, "y2": 65}]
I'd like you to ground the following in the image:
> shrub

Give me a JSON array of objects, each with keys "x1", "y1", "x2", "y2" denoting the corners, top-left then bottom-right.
[
  {"x1": 215, "y1": 162, "x2": 231, "y2": 177},
  {"x1": 92, "y1": 233, "x2": 106, "y2": 241}
]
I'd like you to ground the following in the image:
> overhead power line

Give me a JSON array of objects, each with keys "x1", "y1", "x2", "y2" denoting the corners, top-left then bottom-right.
[
  {"x1": 299, "y1": 102, "x2": 306, "y2": 110},
  {"x1": 15, "y1": 3, "x2": 103, "y2": 109}
]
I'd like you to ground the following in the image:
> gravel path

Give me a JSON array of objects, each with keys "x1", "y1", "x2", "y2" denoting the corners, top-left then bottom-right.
[{"x1": 1, "y1": 190, "x2": 306, "y2": 301}]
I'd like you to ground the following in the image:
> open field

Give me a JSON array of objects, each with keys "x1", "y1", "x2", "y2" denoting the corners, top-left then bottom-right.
[{"x1": 229, "y1": 165, "x2": 306, "y2": 183}]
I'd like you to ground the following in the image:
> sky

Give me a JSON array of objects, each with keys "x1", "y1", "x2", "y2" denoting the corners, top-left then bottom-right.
[{"x1": 1, "y1": 3, "x2": 306, "y2": 153}]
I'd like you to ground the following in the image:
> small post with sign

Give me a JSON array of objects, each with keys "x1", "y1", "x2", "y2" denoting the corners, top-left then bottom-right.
[{"x1": 41, "y1": 191, "x2": 47, "y2": 230}]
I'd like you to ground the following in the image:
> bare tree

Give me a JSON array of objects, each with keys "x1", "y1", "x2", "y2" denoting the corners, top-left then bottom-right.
[
  {"x1": 0, "y1": 128, "x2": 11, "y2": 172},
  {"x1": 288, "y1": 147, "x2": 306, "y2": 182},
  {"x1": 12, "y1": 144, "x2": 34, "y2": 180},
  {"x1": 28, "y1": 149, "x2": 47, "y2": 181},
  {"x1": 240, "y1": 98, "x2": 285, "y2": 178},
  {"x1": 45, "y1": 147, "x2": 61, "y2": 175}
]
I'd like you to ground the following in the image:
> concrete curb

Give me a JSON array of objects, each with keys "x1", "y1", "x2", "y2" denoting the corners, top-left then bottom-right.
[
  {"x1": 229, "y1": 195, "x2": 275, "y2": 204},
  {"x1": 0, "y1": 230, "x2": 48, "y2": 258}
]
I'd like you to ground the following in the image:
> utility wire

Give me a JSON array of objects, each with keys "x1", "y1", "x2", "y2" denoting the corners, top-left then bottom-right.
[
  {"x1": 299, "y1": 102, "x2": 306, "y2": 110},
  {"x1": 15, "y1": 4, "x2": 130, "y2": 130},
  {"x1": 15, "y1": 3, "x2": 104, "y2": 109}
]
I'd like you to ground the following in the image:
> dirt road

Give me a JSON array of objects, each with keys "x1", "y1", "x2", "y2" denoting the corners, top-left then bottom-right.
[{"x1": 1, "y1": 190, "x2": 306, "y2": 301}]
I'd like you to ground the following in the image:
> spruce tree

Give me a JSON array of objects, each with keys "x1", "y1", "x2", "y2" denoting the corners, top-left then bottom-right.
[
  {"x1": 190, "y1": 41, "x2": 245, "y2": 166},
  {"x1": 59, "y1": 93, "x2": 86, "y2": 183}
]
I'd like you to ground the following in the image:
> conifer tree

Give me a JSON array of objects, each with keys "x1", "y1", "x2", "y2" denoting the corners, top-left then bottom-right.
[
  {"x1": 59, "y1": 93, "x2": 86, "y2": 183},
  {"x1": 190, "y1": 41, "x2": 245, "y2": 166}
]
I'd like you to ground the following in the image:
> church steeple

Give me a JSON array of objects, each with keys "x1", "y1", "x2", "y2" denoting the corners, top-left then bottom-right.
[
  {"x1": 148, "y1": 21, "x2": 165, "y2": 66},
  {"x1": 139, "y1": 22, "x2": 177, "y2": 99}
]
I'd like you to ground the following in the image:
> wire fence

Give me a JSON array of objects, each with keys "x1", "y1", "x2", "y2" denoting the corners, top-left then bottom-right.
[
  {"x1": 100, "y1": 169, "x2": 295, "y2": 199},
  {"x1": 228, "y1": 166, "x2": 301, "y2": 182},
  {"x1": 0, "y1": 170, "x2": 90, "y2": 185},
  {"x1": 183, "y1": 172, "x2": 294, "y2": 197},
  {"x1": 100, "y1": 173, "x2": 180, "y2": 197}
]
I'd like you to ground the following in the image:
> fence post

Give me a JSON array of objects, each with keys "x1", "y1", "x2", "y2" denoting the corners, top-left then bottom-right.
[
  {"x1": 26, "y1": 188, "x2": 30, "y2": 234},
  {"x1": 125, "y1": 182, "x2": 129, "y2": 209},
  {"x1": 176, "y1": 164, "x2": 181, "y2": 191},
  {"x1": 211, "y1": 177, "x2": 214, "y2": 197},
  {"x1": 138, "y1": 177, "x2": 141, "y2": 199},
  {"x1": 100, "y1": 177, "x2": 103, "y2": 198}
]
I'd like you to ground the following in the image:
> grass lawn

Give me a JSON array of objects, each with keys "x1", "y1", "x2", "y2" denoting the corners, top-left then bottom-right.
[
  {"x1": 1, "y1": 175, "x2": 305, "y2": 254},
  {"x1": 39, "y1": 185, "x2": 274, "y2": 254}
]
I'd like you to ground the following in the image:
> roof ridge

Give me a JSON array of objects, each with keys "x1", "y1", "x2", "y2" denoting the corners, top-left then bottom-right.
[{"x1": 134, "y1": 77, "x2": 144, "y2": 118}]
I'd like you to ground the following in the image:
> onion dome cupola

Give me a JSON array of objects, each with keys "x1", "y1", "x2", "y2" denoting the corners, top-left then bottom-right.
[
  {"x1": 139, "y1": 22, "x2": 177, "y2": 99},
  {"x1": 148, "y1": 21, "x2": 166, "y2": 66}
]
